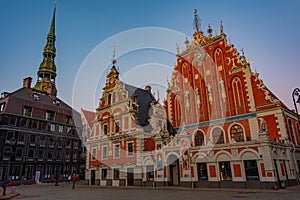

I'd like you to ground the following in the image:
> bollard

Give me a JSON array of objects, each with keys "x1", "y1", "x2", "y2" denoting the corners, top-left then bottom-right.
[{"x1": 10, "y1": 186, "x2": 16, "y2": 194}]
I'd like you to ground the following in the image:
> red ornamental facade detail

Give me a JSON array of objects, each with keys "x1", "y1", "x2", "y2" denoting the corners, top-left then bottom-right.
[{"x1": 86, "y1": 15, "x2": 300, "y2": 189}]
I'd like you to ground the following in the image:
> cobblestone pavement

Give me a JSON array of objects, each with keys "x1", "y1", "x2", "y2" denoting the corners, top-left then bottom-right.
[{"x1": 8, "y1": 182, "x2": 300, "y2": 200}]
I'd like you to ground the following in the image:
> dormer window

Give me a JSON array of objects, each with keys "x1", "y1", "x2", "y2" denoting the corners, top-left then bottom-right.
[
  {"x1": 0, "y1": 103, "x2": 5, "y2": 112},
  {"x1": 53, "y1": 99, "x2": 60, "y2": 106},
  {"x1": 32, "y1": 93, "x2": 40, "y2": 100}
]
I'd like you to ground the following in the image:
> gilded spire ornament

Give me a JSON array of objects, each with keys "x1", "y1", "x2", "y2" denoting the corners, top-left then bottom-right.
[{"x1": 34, "y1": 1, "x2": 57, "y2": 96}]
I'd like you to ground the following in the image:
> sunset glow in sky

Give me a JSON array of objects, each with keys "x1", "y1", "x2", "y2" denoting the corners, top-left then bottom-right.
[{"x1": 1, "y1": 0, "x2": 300, "y2": 111}]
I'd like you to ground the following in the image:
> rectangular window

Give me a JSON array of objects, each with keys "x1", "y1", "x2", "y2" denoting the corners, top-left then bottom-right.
[
  {"x1": 92, "y1": 148, "x2": 97, "y2": 161},
  {"x1": 66, "y1": 115, "x2": 72, "y2": 125},
  {"x1": 114, "y1": 168, "x2": 120, "y2": 180},
  {"x1": 114, "y1": 144, "x2": 120, "y2": 158},
  {"x1": 219, "y1": 161, "x2": 232, "y2": 181},
  {"x1": 146, "y1": 165, "x2": 154, "y2": 181},
  {"x1": 31, "y1": 120, "x2": 38, "y2": 129},
  {"x1": 244, "y1": 160, "x2": 259, "y2": 181},
  {"x1": 23, "y1": 106, "x2": 32, "y2": 117},
  {"x1": 29, "y1": 135, "x2": 36, "y2": 143},
  {"x1": 50, "y1": 123, "x2": 55, "y2": 132},
  {"x1": 127, "y1": 142, "x2": 134, "y2": 157},
  {"x1": 102, "y1": 168, "x2": 107, "y2": 179},
  {"x1": 115, "y1": 121, "x2": 120, "y2": 133},
  {"x1": 102, "y1": 146, "x2": 108, "y2": 160},
  {"x1": 45, "y1": 110, "x2": 55, "y2": 121},
  {"x1": 58, "y1": 125, "x2": 64, "y2": 133},
  {"x1": 0, "y1": 103, "x2": 5, "y2": 112},
  {"x1": 197, "y1": 163, "x2": 208, "y2": 180},
  {"x1": 103, "y1": 124, "x2": 108, "y2": 135}
]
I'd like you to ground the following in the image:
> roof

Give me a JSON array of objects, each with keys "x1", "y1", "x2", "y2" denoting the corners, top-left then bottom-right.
[
  {"x1": 81, "y1": 109, "x2": 95, "y2": 129},
  {"x1": 0, "y1": 87, "x2": 79, "y2": 124}
]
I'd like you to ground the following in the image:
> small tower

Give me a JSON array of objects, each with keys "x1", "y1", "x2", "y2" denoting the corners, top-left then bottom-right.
[
  {"x1": 34, "y1": 2, "x2": 57, "y2": 96},
  {"x1": 106, "y1": 46, "x2": 120, "y2": 86}
]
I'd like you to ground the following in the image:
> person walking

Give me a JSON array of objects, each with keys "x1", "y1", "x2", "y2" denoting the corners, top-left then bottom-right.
[{"x1": 71, "y1": 173, "x2": 77, "y2": 189}]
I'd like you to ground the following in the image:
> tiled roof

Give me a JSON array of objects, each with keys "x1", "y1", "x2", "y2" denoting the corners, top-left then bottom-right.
[{"x1": 81, "y1": 109, "x2": 95, "y2": 129}]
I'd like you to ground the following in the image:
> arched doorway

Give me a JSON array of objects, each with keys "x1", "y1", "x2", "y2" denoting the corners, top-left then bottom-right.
[{"x1": 167, "y1": 154, "x2": 180, "y2": 186}]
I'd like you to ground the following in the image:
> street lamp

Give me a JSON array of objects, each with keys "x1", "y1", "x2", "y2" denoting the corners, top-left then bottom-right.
[
  {"x1": 292, "y1": 88, "x2": 300, "y2": 183},
  {"x1": 292, "y1": 88, "x2": 300, "y2": 123},
  {"x1": 2, "y1": 136, "x2": 16, "y2": 196}
]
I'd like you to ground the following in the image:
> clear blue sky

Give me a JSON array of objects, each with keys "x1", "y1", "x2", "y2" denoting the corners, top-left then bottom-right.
[{"x1": 1, "y1": 0, "x2": 300, "y2": 112}]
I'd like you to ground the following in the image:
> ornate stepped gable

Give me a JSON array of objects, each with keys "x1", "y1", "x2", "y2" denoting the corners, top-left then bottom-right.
[{"x1": 167, "y1": 11, "x2": 284, "y2": 128}]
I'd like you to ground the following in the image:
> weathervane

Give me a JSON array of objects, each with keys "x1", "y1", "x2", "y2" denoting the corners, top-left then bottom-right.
[{"x1": 193, "y1": 9, "x2": 201, "y2": 31}]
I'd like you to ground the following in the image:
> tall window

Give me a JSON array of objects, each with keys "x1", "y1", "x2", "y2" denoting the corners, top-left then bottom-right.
[
  {"x1": 212, "y1": 127, "x2": 225, "y2": 144},
  {"x1": 23, "y1": 106, "x2": 32, "y2": 117},
  {"x1": 66, "y1": 115, "x2": 72, "y2": 125},
  {"x1": 92, "y1": 148, "x2": 97, "y2": 161},
  {"x1": 102, "y1": 146, "x2": 108, "y2": 160},
  {"x1": 113, "y1": 168, "x2": 120, "y2": 180},
  {"x1": 244, "y1": 160, "x2": 259, "y2": 181},
  {"x1": 288, "y1": 119, "x2": 296, "y2": 144},
  {"x1": 230, "y1": 124, "x2": 244, "y2": 142},
  {"x1": 197, "y1": 163, "x2": 208, "y2": 180},
  {"x1": 102, "y1": 169, "x2": 107, "y2": 179},
  {"x1": 127, "y1": 142, "x2": 134, "y2": 157},
  {"x1": 146, "y1": 165, "x2": 154, "y2": 181},
  {"x1": 115, "y1": 121, "x2": 120, "y2": 133},
  {"x1": 219, "y1": 161, "x2": 232, "y2": 181},
  {"x1": 103, "y1": 124, "x2": 108, "y2": 135},
  {"x1": 174, "y1": 96, "x2": 181, "y2": 127},
  {"x1": 195, "y1": 130, "x2": 205, "y2": 146},
  {"x1": 232, "y1": 77, "x2": 245, "y2": 114},
  {"x1": 114, "y1": 144, "x2": 120, "y2": 158},
  {"x1": 46, "y1": 110, "x2": 55, "y2": 121}
]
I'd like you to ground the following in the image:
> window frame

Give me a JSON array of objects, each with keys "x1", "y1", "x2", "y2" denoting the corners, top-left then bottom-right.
[{"x1": 113, "y1": 144, "x2": 120, "y2": 159}]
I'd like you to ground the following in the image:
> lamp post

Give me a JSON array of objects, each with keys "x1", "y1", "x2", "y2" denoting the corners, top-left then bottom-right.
[
  {"x1": 292, "y1": 88, "x2": 300, "y2": 123},
  {"x1": 2, "y1": 136, "x2": 16, "y2": 196},
  {"x1": 292, "y1": 88, "x2": 300, "y2": 183}
]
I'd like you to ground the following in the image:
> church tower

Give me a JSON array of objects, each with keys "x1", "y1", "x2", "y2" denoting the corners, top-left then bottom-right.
[{"x1": 34, "y1": 2, "x2": 57, "y2": 96}]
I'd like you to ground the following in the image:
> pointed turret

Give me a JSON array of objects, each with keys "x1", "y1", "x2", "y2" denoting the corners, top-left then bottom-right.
[{"x1": 34, "y1": 2, "x2": 57, "y2": 96}]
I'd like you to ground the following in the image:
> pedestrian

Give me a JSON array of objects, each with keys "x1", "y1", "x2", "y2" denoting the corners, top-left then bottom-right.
[
  {"x1": 68, "y1": 175, "x2": 71, "y2": 183},
  {"x1": 71, "y1": 173, "x2": 77, "y2": 189}
]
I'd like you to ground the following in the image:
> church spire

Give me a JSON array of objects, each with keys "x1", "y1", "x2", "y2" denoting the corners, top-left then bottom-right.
[{"x1": 34, "y1": 1, "x2": 57, "y2": 96}]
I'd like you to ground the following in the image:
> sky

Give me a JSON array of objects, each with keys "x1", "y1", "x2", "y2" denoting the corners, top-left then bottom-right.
[{"x1": 0, "y1": 0, "x2": 300, "y2": 112}]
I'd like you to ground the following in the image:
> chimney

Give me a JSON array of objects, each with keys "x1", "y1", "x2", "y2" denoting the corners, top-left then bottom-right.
[
  {"x1": 145, "y1": 85, "x2": 152, "y2": 93},
  {"x1": 23, "y1": 77, "x2": 32, "y2": 89}
]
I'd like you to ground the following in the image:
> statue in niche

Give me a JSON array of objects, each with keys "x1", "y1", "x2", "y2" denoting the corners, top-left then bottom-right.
[
  {"x1": 185, "y1": 91, "x2": 190, "y2": 110},
  {"x1": 219, "y1": 79, "x2": 226, "y2": 102},
  {"x1": 258, "y1": 117, "x2": 268, "y2": 132},
  {"x1": 207, "y1": 84, "x2": 213, "y2": 105}
]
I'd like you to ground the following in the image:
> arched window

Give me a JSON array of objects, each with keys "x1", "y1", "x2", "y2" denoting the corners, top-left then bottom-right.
[
  {"x1": 232, "y1": 77, "x2": 245, "y2": 114},
  {"x1": 194, "y1": 130, "x2": 204, "y2": 146},
  {"x1": 230, "y1": 124, "x2": 244, "y2": 142},
  {"x1": 212, "y1": 127, "x2": 225, "y2": 144}
]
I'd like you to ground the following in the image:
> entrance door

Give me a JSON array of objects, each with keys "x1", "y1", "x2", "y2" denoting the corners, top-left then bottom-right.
[
  {"x1": 127, "y1": 168, "x2": 134, "y2": 186},
  {"x1": 167, "y1": 155, "x2": 180, "y2": 186},
  {"x1": 91, "y1": 170, "x2": 95, "y2": 185}
]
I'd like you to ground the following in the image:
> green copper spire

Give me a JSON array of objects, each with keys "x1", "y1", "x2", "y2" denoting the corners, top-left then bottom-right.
[
  {"x1": 48, "y1": 1, "x2": 56, "y2": 37},
  {"x1": 34, "y1": 2, "x2": 57, "y2": 96}
]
